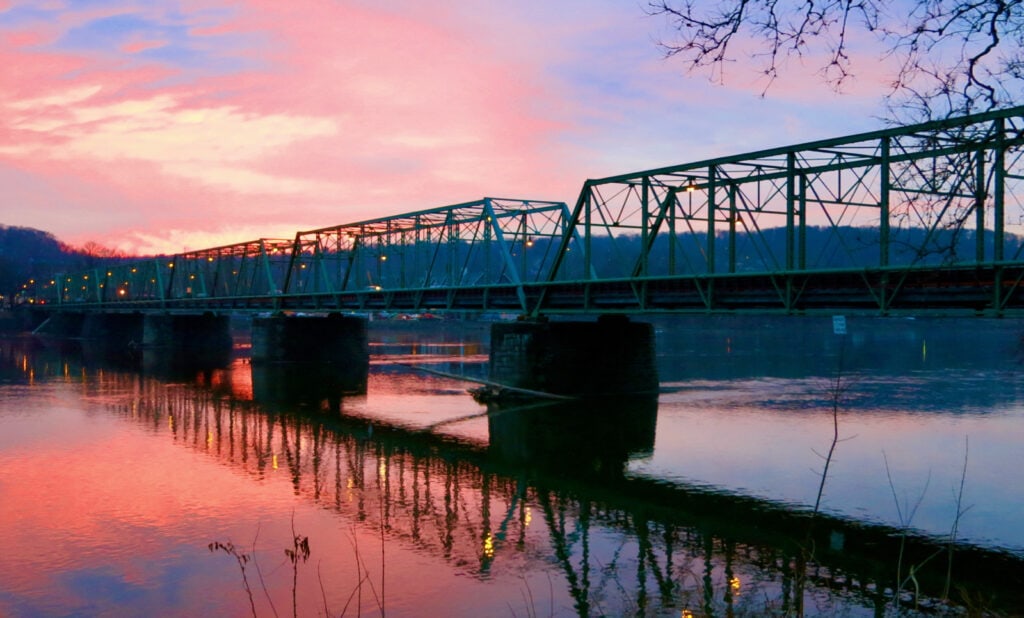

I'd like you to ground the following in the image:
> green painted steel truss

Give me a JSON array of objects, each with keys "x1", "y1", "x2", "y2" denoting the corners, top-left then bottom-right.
[{"x1": 26, "y1": 105, "x2": 1024, "y2": 316}]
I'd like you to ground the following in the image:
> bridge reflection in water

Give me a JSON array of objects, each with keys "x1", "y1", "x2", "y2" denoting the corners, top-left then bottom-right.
[{"x1": 8, "y1": 336, "x2": 1024, "y2": 617}]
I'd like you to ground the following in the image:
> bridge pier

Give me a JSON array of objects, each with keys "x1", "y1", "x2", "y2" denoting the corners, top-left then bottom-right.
[
  {"x1": 142, "y1": 312, "x2": 232, "y2": 351},
  {"x1": 81, "y1": 312, "x2": 144, "y2": 348},
  {"x1": 488, "y1": 315, "x2": 659, "y2": 397},
  {"x1": 251, "y1": 313, "x2": 369, "y2": 395},
  {"x1": 141, "y1": 313, "x2": 234, "y2": 374}
]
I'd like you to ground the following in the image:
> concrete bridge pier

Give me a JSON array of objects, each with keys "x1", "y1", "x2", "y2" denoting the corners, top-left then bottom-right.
[
  {"x1": 251, "y1": 313, "x2": 369, "y2": 395},
  {"x1": 488, "y1": 314, "x2": 659, "y2": 398},
  {"x1": 141, "y1": 312, "x2": 233, "y2": 374},
  {"x1": 79, "y1": 312, "x2": 145, "y2": 364},
  {"x1": 142, "y1": 313, "x2": 232, "y2": 351}
]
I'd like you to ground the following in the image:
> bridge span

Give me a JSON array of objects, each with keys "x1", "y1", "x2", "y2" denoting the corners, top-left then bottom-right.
[
  {"x1": 20, "y1": 104, "x2": 1024, "y2": 317},
  {"x1": 18, "y1": 105, "x2": 1024, "y2": 397}
]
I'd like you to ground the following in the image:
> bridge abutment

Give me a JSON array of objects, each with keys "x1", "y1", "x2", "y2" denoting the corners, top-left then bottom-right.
[
  {"x1": 488, "y1": 315, "x2": 659, "y2": 397},
  {"x1": 251, "y1": 313, "x2": 369, "y2": 395}
]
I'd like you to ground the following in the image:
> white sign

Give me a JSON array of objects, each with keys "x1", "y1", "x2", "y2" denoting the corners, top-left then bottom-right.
[{"x1": 832, "y1": 315, "x2": 847, "y2": 335}]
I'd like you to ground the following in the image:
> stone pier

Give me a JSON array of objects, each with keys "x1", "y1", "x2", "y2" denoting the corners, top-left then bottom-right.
[
  {"x1": 251, "y1": 313, "x2": 369, "y2": 395},
  {"x1": 488, "y1": 314, "x2": 659, "y2": 397},
  {"x1": 142, "y1": 312, "x2": 232, "y2": 351}
]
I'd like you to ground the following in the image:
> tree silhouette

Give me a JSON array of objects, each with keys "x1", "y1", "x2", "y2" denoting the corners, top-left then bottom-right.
[{"x1": 647, "y1": 0, "x2": 1023, "y2": 120}]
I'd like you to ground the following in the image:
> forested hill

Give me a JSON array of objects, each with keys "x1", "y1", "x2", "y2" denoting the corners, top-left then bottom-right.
[{"x1": 0, "y1": 225, "x2": 128, "y2": 304}]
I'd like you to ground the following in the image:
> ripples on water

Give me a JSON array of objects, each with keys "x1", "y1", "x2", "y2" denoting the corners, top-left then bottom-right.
[{"x1": 1, "y1": 315, "x2": 1023, "y2": 616}]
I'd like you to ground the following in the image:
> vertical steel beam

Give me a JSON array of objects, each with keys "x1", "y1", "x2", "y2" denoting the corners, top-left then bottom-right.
[
  {"x1": 728, "y1": 185, "x2": 737, "y2": 274},
  {"x1": 786, "y1": 152, "x2": 796, "y2": 271},
  {"x1": 259, "y1": 242, "x2": 277, "y2": 298},
  {"x1": 707, "y1": 167, "x2": 717, "y2": 274},
  {"x1": 156, "y1": 258, "x2": 168, "y2": 307},
  {"x1": 994, "y1": 117, "x2": 1006, "y2": 262},
  {"x1": 976, "y1": 150, "x2": 986, "y2": 263},
  {"x1": 90, "y1": 269, "x2": 102, "y2": 303},
  {"x1": 584, "y1": 188, "x2": 592, "y2": 278},
  {"x1": 880, "y1": 137, "x2": 891, "y2": 268},
  {"x1": 669, "y1": 190, "x2": 677, "y2": 275},
  {"x1": 798, "y1": 174, "x2": 807, "y2": 270},
  {"x1": 641, "y1": 176, "x2": 650, "y2": 277}
]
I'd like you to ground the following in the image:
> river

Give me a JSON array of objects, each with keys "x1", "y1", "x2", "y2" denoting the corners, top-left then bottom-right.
[{"x1": 1, "y1": 314, "x2": 1022, "y2": 616}]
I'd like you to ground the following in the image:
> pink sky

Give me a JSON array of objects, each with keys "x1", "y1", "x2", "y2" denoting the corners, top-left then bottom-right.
[{"x1": 0, "y1": 0, "x2": 890, "y2": 255}]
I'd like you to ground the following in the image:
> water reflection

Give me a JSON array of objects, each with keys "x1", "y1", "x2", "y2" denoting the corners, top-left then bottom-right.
[
  {"x1": 251, "y1": 362, "x2": 367, "y2": 413},
  {"x1": 4, "y1": 334, "x2": 1024, "y2": 616},
  {"x1": 486, "y1": 397, "x2": 657, "y2": 480}
]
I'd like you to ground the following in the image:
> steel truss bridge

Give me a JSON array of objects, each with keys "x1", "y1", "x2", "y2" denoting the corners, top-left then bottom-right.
[{"x1": 26, "y1": 105, "x2": 1024, "y2": 316}]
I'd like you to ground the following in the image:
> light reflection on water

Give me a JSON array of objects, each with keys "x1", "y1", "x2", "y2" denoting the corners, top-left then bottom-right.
[{"x1": 0, "y1": 315, "x2": 1023, "y2": 616}]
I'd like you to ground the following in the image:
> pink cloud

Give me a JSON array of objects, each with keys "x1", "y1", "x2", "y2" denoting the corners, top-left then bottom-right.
[
  {"x1": 0, "y1": 0, "x2": 584, "y2": 254},
  {"x1": 0, "y1": 0, "x2": 890, "y2": 255},
  {"x1": 120, "y1": 36, "x2": 168, "y2": 54}
]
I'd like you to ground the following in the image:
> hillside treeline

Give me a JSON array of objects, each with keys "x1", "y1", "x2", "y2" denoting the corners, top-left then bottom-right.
[{"x1": 0, "y1": 226, "x2": 129, "y2": 304}]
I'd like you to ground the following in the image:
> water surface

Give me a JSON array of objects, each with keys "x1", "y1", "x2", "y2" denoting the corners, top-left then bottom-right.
[{"x1": 1, "y1": 315, "x2": 1023, "y2": 616}]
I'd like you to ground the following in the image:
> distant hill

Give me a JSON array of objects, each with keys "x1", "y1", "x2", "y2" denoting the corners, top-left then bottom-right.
[{"x1": 0, "y1": 225, "x2": 132, "y2": 304}]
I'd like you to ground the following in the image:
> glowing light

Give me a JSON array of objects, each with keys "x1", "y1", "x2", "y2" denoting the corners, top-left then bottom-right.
[
  {"x1": 483, "y1": 533, "x2": 494, "y2": 559},
  {"x1": 207, "y1": 431, "x2": 213, "y2": 446},
  {"x1": 730, "y1": 575, "x2": 741, "y2": 594},
  {"x1": 380, "y1": 255, "x2": 387, "y2": 261},
  {"x1": 524, "y1": 506, "x2": 532, "y2": 527},
  {"x1": 686, "y1": 177, "x2": 697, "y2": 192},
  {"x1": 378, "y1": 460, "x2": 387, "y2": 480},
  {"x1": 525, "y1": 237, "x2": 534, "y2": 247},
  {"x1": 168, "y1": 262, "x2": 175, "y2": 268},
  {"x1": 272, "y1": 454, "x2": 278, "y2": 470}
]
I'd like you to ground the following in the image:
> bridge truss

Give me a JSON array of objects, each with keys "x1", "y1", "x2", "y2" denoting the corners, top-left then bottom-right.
[{"x1": 25, "y1": 105, "x2": 1024, "y2": 315}]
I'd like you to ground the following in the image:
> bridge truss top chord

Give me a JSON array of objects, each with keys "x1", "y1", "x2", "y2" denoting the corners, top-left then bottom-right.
[{"x1": 23, "y1": 105, "x2": 1024, "y2": 316}]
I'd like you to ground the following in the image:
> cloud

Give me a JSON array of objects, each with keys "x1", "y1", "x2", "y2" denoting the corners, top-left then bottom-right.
[{"x1": 0, "y1": 0, "x2": 887, "y2": 255}]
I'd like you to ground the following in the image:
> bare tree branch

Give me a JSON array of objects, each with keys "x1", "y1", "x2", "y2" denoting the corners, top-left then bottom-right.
[{"x1": 648, "y1": 0, "x2": 1024, "y2": 120}]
